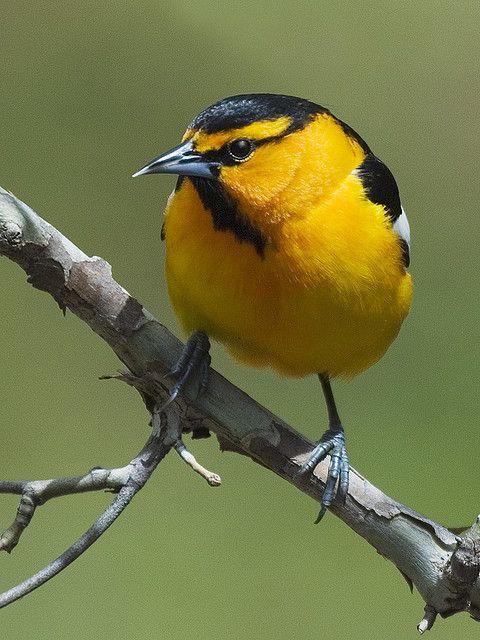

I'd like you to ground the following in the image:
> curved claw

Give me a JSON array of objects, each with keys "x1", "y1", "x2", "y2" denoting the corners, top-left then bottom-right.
[{"x1": 314, "y1": 504, "x2": 328, "y2": 524}]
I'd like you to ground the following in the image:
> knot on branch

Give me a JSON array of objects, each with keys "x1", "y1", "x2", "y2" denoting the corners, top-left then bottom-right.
[
  {"x1": 0, "y1": 220, "x2": 23, "y2": 250},
  {"x1": 442, "y1": 534, "x2": 480, "y2": 619},
  {"x1": 450, "y1": 537, "x2": 480, "y2": 585}
]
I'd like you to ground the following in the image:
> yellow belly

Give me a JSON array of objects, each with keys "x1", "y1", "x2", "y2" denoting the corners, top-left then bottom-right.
[{"x1": 164, "y1": 179, "x2": 412, "y2": 378}]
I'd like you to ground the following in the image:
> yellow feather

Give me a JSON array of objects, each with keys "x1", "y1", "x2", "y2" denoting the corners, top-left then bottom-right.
[{"x1": 191, "y1": 116, "x2": 291, "y2": 151}]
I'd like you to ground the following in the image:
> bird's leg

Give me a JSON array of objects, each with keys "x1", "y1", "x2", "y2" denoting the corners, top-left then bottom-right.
[
  {"x1": 161, "y1": 331, "x2": 211, "y2": 409},
  {"x1": 297, "y1": 373, "x2": 349, "y2": 523}
]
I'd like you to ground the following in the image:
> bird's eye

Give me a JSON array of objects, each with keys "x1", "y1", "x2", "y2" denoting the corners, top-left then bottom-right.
[{"x1": 227, "y1": 138, "x2": 254, "y2": 161}]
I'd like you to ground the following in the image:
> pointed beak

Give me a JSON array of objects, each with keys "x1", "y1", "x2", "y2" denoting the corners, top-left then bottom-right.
[{"x1": 132, "y1": 139, "x2": 218, "y2": 179}]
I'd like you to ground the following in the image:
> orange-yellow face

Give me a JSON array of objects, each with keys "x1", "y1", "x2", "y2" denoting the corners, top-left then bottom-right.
[
  {"x1": 182, "y1": 113, "x2": 366, "y2": 231},
  {"x1": 132, "y1": 94, "x2": 370, "y2": 243}
]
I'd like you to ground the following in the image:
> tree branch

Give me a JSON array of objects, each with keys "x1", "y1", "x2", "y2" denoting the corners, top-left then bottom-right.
[
  {"x1": 0, "y1": 401, "x2": 197, "y2": 606},
  {"x1": 1, "y1": 186, "x2": 479, "y2": 630}
]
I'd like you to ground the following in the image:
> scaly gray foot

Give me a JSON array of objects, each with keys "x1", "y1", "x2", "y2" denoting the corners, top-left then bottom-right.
[
  {"x1": 163, "y1": 331, "x2": 211, "y2": 407},
  {"x1": 297, "y1": 429, "x2": 349, "y2": 523}
]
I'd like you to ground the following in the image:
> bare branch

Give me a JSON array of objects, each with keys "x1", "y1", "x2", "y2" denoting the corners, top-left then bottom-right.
[
  {"x1": 0, "y1": 484, "x2": 137, "y2": 608},
  {"x1": 0, "y1": 407, "x2": 180, "y2": 607},
  {"x1": 1, "y1": 185, "x2": 480, "y2": 630},
  {"x1": 0, "y1": 467, "x2": 131, "y2": 553}
]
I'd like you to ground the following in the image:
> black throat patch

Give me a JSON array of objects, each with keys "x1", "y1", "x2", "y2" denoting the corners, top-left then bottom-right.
[{"x1": 188, "y1": 176, "x2": 266, "y2": 256}]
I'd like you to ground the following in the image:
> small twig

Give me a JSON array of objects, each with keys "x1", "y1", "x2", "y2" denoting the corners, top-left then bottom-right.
[
  {"x1": 0, "y1": 484, "x2": 137, "y2": 609},
  {"x1": 417, "y1": 605, "x2": 438, "y2": 633},
  {"x1": 0, "y1": 407, "x2": 178, "y2": 607},
  {"x1": 0, "y1": 467, "x2": 132, "y2": 553},
  {"x1": 174, "y1": 440, "x2": 221, "y2": 486}
]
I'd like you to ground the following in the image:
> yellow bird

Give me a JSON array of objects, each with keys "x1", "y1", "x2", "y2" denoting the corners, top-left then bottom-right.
[{"x1": 134, "y1": 94, "x2": 412, "y2": 521}]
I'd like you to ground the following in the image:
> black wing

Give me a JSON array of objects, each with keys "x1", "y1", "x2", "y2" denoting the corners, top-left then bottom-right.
[{"x1": 356, "y1": 153, "x2": 410, "y2": 267}]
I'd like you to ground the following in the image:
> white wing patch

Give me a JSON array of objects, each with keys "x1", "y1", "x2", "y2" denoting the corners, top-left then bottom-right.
[{"x1": 393, "y1": 207, "x2": 410, "y2": 249}]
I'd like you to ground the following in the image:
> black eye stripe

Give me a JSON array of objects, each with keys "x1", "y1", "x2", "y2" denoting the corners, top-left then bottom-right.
[{"x1": 196, "y1": 134, "x2": 280, "y2": 167}]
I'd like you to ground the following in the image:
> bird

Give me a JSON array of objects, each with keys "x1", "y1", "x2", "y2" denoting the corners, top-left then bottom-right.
[{"x1": 133, "y1": 93, "x2": 412, "y2": 522}]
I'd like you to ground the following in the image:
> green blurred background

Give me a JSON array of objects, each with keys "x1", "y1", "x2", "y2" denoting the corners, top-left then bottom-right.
[{"x1": 1, "y1": 1, "x2": 479, "y2": 638}]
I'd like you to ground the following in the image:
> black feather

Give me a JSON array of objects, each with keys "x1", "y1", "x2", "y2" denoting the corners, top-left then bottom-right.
[
  {"x1": 189, "y1": 176, "x2": 266, "y2": 257},
  {"x1": 189, "y1": 94, "x2": 370, "y2": 153},
  {"x1": 356, "y1": 154, "x2": 402, "y2": 222},
  {"x1": 356, "y1": 153, "x2": 410, "y2": 267}
]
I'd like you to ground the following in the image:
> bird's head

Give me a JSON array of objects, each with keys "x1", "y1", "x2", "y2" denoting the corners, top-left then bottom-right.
[{"x1": 134, "y1": 94, "x2": 369, "y2": 235}]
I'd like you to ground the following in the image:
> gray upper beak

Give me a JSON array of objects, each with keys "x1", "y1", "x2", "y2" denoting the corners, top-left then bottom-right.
[{"x1": 132, "y1": 139, "x2": 217, "y2": 179}]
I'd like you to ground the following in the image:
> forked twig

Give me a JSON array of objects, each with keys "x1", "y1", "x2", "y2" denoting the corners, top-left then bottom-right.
[{"x1": 0, "y1": 407, "x2": 197, "y2": 607}]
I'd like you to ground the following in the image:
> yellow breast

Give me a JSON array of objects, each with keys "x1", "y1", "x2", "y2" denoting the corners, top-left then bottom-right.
[{"x1": 163, "y1": 176, "x2": 412, "y2": 379}]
